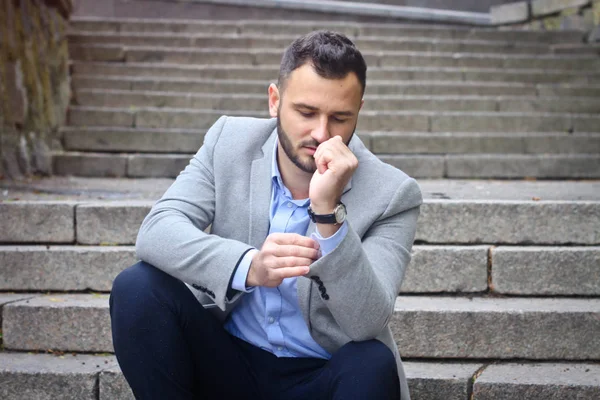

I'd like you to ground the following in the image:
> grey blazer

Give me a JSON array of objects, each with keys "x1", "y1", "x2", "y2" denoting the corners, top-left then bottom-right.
[{"x1": 136, "y1": 116, "x2": 422, "y2": 400}]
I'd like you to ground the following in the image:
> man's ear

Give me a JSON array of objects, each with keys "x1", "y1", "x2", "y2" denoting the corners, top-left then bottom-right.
[{"x1": 268, "y1": 83, "x2": 280, "y2": 118}]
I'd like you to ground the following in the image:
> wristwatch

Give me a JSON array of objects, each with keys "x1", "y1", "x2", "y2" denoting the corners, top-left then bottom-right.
[{"x1": 308, "y1": 202, "x2": 347, "y2": 225}]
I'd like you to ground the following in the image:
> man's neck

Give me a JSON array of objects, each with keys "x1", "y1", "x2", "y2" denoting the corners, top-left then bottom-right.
[{"x1": 276, "y1": 145, "x2": 311, "y2": 200}]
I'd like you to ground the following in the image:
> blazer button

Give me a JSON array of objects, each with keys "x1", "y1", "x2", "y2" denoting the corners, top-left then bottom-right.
[{"x1": 323, "y1": 294, "x2": 330, "y2": 300}]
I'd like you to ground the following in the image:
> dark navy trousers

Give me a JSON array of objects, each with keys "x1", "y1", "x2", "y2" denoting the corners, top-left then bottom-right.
[{"x1": 110, "y1": 261, "x2": 400, "y2": 400}]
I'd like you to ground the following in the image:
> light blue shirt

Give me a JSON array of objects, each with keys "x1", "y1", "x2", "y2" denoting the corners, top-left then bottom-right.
[{"x1": 224, "y1": 139, "x2": 348, "y2": 359}]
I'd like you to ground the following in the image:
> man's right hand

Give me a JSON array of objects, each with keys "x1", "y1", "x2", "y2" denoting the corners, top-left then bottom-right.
[{"x1": 246, "y1": 233, "x2": 320, "y2": 287}]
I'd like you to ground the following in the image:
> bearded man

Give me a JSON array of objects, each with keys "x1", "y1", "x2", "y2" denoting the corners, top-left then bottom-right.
[{"x1": 110, "y1": 30, "x2": 422, "y2": 400}]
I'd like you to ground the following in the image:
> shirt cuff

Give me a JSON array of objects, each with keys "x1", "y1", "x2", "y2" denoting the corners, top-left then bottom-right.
[
  {"x1": 311, "y1": 221, "x2": 348, "y2": 257},
  {"x1": 231, "y1": 249, "x2": 259, "y2": 292}
]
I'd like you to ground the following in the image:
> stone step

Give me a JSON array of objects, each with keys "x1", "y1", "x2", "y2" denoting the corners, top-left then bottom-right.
[
  {"x1": 60, "y1": 127, "x2": 600, "y2": 155},
  {"x1": 71, "y1": 62, "x2": 600, "y2": 84},
  {"x1": 52, "y1": 151, "x2": 600, "y2": 179},
  {"x1": 1, "y1": 245, "x2": 598, "y2": 296},
  {"x1": 472, "y1": 363, "x2": 600, "y2": 400},
  {"x1": 74, "y1": 89, "x2": 600, "y2": 114},
  {"x1": 2, "y1": 197, "x2": 598, "y2": 245},
  {"x1": 71, "y1": 75, "x2": 600, "y2": 97},
  {"x1": 68, "y1": 44, "x2": 600, "y2": 70},
  {"x1": 369, "y1": 132, "x2": 600, "y2": 155},
  {"x1": 1, "y1": 351, "x2": 598, "y2": 400},
  {"x1": 69, "y1": 17, "x2": 586, "y2": 44},
  {"x1": 3, "y1": 295, "x2": 600, "y2": 360},
  {"x1": 67, "y1": 106, "x2": 600, "y2": 133},
  {"x1": 552, "y1": 43, "x2": 600, "y2": 55},
  {"x1": 0, "y1": 352, "x2": 123, "y2": 400},
  {"x1": 67, "y1": 31, "x2": 553, "y2": 54}
]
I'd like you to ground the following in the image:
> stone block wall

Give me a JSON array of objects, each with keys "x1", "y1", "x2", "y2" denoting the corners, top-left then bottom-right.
[
  {"x1": 491, "y1": 0, "x2": 600, "y2": 40},
  {"x1": 0, "y1": 0, "x2": 73, "y2": 180}
]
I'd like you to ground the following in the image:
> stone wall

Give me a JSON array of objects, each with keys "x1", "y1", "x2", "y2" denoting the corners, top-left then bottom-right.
[
  {"x1": 491, "y1": 0, "x2": 600, "y2": 41},
  {"x1": 0, "y1": 0, "x2": 72, "y2": 180}
]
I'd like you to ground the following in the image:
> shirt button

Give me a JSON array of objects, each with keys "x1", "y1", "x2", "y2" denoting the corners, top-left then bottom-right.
[
  {"x1": 287, "y1": 202, "x2": 293, "y2": 208},
  {"x1": 278, "y1": 346, "x2": 283, "y2": 351},
  {"x1": 268, "y1": 317, "x2": 275, "y2": 324}
]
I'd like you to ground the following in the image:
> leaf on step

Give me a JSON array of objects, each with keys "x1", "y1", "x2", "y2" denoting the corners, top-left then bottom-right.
[{"x1": 49, "y1": 297, "x2": 66, "y2": 302}]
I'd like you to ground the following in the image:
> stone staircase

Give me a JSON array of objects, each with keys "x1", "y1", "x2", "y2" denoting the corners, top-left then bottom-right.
[{"x1": 1, "y1": 16, "x2": 600, "y2": 399}]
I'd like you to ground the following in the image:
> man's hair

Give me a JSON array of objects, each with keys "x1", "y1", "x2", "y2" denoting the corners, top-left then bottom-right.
[{"x1": 277, "y1": 30, "x2": 367, "y2": 96}]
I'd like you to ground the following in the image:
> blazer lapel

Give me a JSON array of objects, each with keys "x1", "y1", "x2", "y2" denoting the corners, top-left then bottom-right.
[{"x1": 248, "y1": 130, "x2": 277, "y2": 249}]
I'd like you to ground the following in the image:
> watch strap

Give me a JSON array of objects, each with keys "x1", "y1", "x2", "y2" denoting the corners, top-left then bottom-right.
[{"x1": 307, "y1": 206, "x2": 337, "y2": 224}]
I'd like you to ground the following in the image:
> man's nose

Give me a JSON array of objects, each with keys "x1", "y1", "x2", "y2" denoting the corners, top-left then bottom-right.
[{"x1": 311, "y1": 117, "x2": 330, "y2": 143}]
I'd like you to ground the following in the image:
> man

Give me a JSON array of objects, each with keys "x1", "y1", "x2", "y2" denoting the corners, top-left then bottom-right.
[{"x1": 110, "y1": 30, "x2": 422, "y2": 400}]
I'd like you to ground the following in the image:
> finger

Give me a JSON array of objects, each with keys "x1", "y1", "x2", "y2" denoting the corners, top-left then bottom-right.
[
  {"x1": 275, "y1": 256, "x2": 315, "y2": 269},
  {"x1": 269, "y1": 233, "x2": 319, "y2": 249},
  {"x1": 272, "y1": 245, "x2": 319, "y2": 260},
  {"x1": 273, "y1": 266, "x2": 310, "y2": 280}
]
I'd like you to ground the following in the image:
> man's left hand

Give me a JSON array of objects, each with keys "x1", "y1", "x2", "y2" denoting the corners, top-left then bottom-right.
[{"x1": 309, "y1": 136, "x2": 358, "y2": 214}]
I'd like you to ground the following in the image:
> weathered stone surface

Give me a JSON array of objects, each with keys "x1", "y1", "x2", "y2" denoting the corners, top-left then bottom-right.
[
  {"x1": 0, "y1": 352, "x2": 117, "y2": 400},
  {"x1": 0, "y1": 294, "x2": 38, "y2": 307},
  {"x1": 532, "y1": 0, "x2": 591, "y2": 17},
  {"x1": 0, "y1": 246, "x2": 137, "y2": 291},
  {"x1": 0, "y1": 202, "x2": 75, "y2": 243},
  {"x1": 69, "y1": 44, "x2": 125, "y2": 61},
  {"x1": 492, "y1": 246, "x2": 600, "y2": 295},
  {"x1": 401, "y1": 246, "x2": 489, "y2": 293},
  {"x1": 431, "y1": 112, "x2": 572, "y2": 133},
  {"x1": 392, "y1": 296, "x2": 600, "y2": 359},
  {"x1": 69, "y1": 18, "x2": 584, "y2": 44},
  {"x1": 76, "y1": 201, "x2": 152, "y2": 245},
  {"x1": 68, "y1": 106, "x2": 134, "y2": 127},
  {"x1": 127, "y1": 154, "x2": 190, "y2": 178},
  {"x1": 377, "y1": 155, "x2": 445, "y2": 178},
  {"x1": 524, "y1": 133, "x2": 600, "y2": 154},
  {"x1": 404, "y1": 362, "x2": 483, "y2": 400},
  {"x1": 417, "y1": 200, "x2": 600, "y2": 245},
  {"x1": 473, "y1": 363, "x2": 600, "y2": 399},
  {"x1": 446, "y1": 154, "x2": 600, "y2": 178},
  {"x1": 135, "y1": 108, "x2": 263, "y2": 129},
  {"x1": 491, "y1": 1, "x2": 529, "y2": 25},
  {"x1": 371, "y1": 132, "x2": 600, "y2": 155},
  {"x1": 62, "y1": 127, "x2": 205, "y2": 153},
  {"x1": 498, "y1": 97, "x2": 600, "y2": 113},
  {"x1": 53, "y1": 152, "x2": 128, "y2": 177},
  {"x1": 3, "y1": 294, "x2": 112, "y2": 352},
  {"x1": 589, "y1": 25, "x2": 600, "y2": 42},
  {"x1": 537, "y1": 84, "x2": 600, "y2": 97},
  {"x1": 418, "y1": 179, "x2": 600, "y2": 201},
  {"x1": 72, "y1": 75, "x2": 133, "y2": 91},
  {"x1": 100, "y1": 364, "x2": 135, "y2": 400},
  {"x1": 573, "y1": 114, "x2": 600, "y2": 132}
]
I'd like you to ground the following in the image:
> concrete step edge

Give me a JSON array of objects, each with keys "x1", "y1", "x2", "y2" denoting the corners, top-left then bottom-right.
[
  {"x1": 74, "y1": 88, "x2": 600, "y2": 102},
  {"x1": 66, "y1": 30, "x2": 554, "y2": 48},
  {"x1": 69, "y1": 61, "x2": 600, "y2": 76},
  {"x1": 68, "y1": 43, "x2": 600, "y2": 60},
  {"x1": 67, "y1": 105, "x2": 600, "y2": 118}
]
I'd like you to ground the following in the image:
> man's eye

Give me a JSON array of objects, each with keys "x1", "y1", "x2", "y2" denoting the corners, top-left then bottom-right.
[
  {"x1": 332, "y1": 117, "x2": 347, "y2": 123},
  {"x1": 299, "y1": 111, "x2": 314, "y2": 118}
]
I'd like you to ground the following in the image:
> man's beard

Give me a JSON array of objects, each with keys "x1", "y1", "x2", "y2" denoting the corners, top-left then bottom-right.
[
  {"x1": 277, "y1": 117, "x2": 319, "y2": 174},
  {"x1": 276, "y1": 116, "x2": 356, "y2": 174}
]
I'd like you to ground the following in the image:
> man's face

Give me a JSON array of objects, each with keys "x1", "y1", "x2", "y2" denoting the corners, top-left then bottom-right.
[{"x1": 269, "y1": 63, "x2": 363, "y2": 174}]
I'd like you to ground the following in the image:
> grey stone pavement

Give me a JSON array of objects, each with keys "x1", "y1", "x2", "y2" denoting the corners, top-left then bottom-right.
[{"x1": 1, "y1": 176, "x2": 599, "y2": 201}]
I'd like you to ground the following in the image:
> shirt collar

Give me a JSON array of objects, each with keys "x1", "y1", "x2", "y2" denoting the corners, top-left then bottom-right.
[{"x1": 271, "y1": 137, "x2": 310, "y2": 206}]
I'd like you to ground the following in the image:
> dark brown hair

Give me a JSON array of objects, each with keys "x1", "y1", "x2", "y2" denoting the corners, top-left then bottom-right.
[{"x1": 278, "y1": 30, "x2": 367, "y2": 95}]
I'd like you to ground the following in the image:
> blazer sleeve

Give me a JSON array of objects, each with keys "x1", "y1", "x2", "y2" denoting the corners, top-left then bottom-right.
[
  {"x1": 135, "y1": 116, "x2": 253, "y2": 311},
  {"x1": 305, "y1": 177, "x2": 422, "y2": 341}
]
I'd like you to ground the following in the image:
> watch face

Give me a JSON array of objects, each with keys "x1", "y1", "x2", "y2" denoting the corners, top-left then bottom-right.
[{"x1": 335, "y1": 204, "x2": 347, "y2": 223}]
